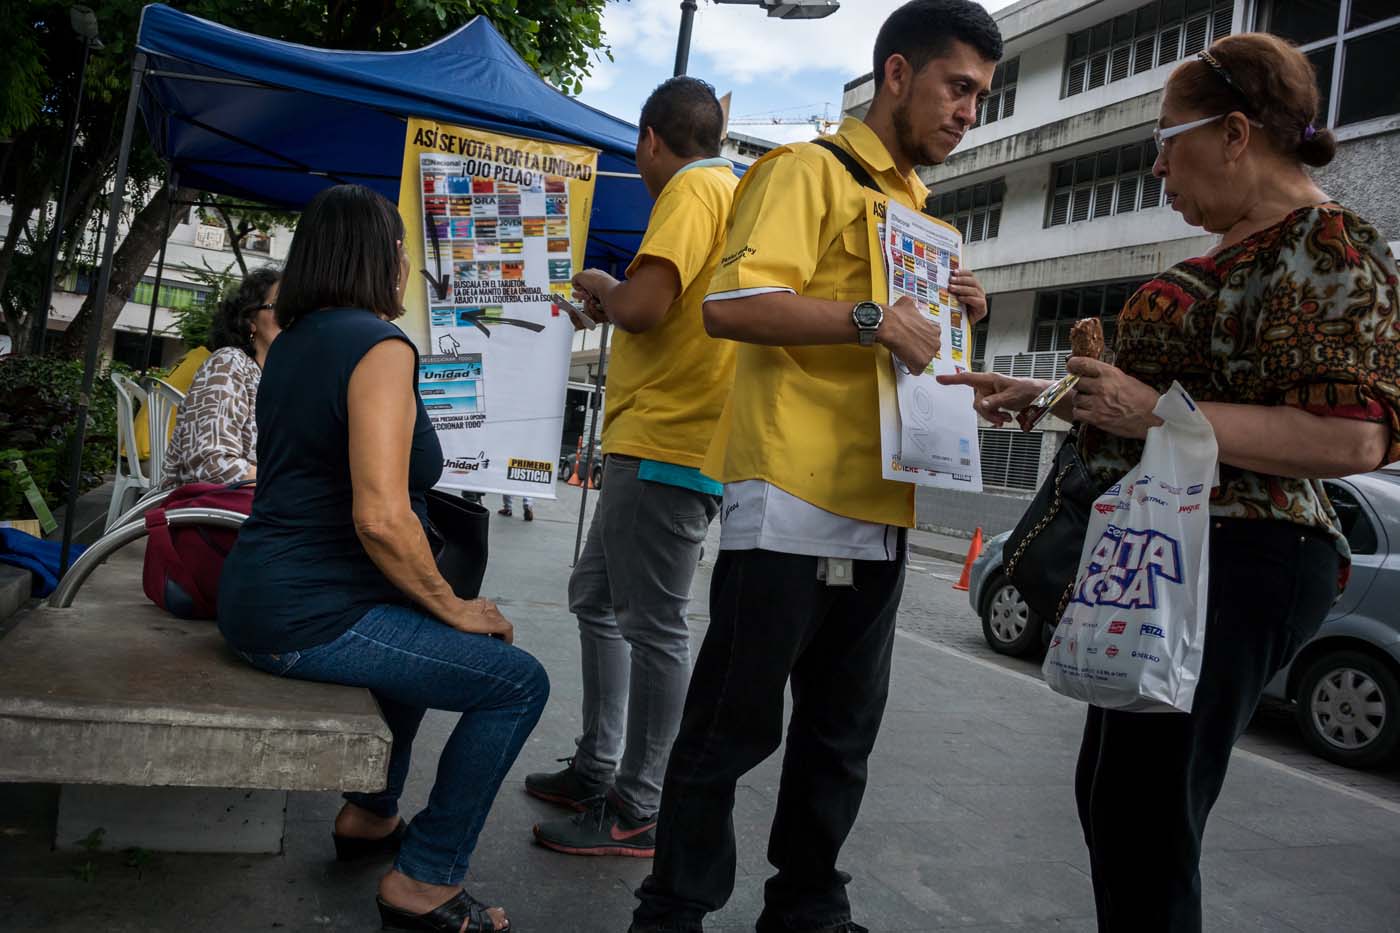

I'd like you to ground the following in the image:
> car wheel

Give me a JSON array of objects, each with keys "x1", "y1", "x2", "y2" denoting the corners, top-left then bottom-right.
[
  {"x1": 979, "y1": 572, "x2": 1043, "y2": 658},
  {"x1": 592, "y1": 464, "x2": 604, "y2": 489},
  {"x1": 1294, "y1": 649, "x2": 1400, "y2": 768}
]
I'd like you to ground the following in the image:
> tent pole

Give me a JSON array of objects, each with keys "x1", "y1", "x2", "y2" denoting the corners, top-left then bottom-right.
[
  {"x1": 59, "y1": 52, "x2": 147, "y2": 575},
  {"x1": 139, "y1": 172, "x2": 178, "y2": 378},
  {"x1": 572, "y1": 318, "x2": 611, "y2": 566}
]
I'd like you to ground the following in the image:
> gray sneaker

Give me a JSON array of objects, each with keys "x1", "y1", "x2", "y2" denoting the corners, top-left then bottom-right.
[
  {"x1": 524, "y1": 757, "x2": 611, "y2": 811},
  {"x1": 532, "y1": 792, "x2": 656, "y2": 857}
]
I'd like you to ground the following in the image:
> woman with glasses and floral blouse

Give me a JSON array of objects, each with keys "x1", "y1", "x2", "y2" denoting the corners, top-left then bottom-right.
[
  {"x1": 944, "y1": 33, "x2": 1400, "y2": 932},
  {"x1": 162, "y1": 267, "x2": 281, "y2": 488}
]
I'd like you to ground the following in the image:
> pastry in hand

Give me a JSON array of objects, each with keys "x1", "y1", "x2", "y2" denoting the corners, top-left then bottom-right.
[
  {"x1": 1014, "y1": 318, "x2": 1103, "y2": 432},
  {"x1": 1069, "y1": 317, "x2": 1104, "y2": 360}
]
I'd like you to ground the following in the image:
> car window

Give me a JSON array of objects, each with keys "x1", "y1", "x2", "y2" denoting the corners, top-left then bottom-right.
[{"x1": 1322, "y1": 482, "x2": 1378, "y2": 556}]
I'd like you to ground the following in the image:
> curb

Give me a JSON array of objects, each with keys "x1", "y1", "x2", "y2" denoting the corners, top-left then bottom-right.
[
  {"x1": 908, "y1": 542, "x2": 969, "y2": 564},
  {"x1": 0, "y1": 564, "x2": 33, "y2": 629}
]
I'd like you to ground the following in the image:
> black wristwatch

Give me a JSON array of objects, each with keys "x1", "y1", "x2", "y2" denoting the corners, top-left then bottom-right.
[{"x1": 851, "y1": 301, "x2": 883, "y2": 347}]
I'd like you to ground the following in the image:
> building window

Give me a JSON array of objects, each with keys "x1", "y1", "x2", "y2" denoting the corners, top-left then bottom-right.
[
  {"x1": 933, "y1": 178, "x2": 1006, "y2": 243},
  {"x1": 1046, "y1": 141, "x2": 1162, "y2": 227},
  {"x1": 1256, "y1": 1, "x2": 1400, "y2": 129},
  {"x1": 1064, "y1": 0, "x2": 1234, "y2": 98},
  {"x1": 978, "y1": 58, "x2": 1019, "y2": 125},
  {"x1": 130, "y1": 278, "x2": 213, "y2": 312},
  {"x1": 979, "y1": 428, "x2": 1044, "y2": 491},
  {"x1": 1030, "y1": 281, "x2": 1146, "y2": 354},
  {"x1": 193, "y1": 224, "x2": 226, "y2": 250},
  {"x1": 971, "y1": 317, "x2": 989, "y2": 372},
  {"x1": 243, "y1": 231, "x2": 273, "y2": 254}
]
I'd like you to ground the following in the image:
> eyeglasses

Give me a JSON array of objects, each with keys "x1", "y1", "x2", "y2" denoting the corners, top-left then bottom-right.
[
  {"x1": 1151, "y1": 113, "x2": 1264, "y2": 155},
  {"x1": 1151, "y1": 114, "x2": 1226, "y2": 153}
]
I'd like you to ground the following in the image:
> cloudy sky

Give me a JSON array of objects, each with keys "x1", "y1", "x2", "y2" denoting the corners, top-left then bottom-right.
[{"x1": 577, "y1": 0, "x2": 1016, "y2": 144}]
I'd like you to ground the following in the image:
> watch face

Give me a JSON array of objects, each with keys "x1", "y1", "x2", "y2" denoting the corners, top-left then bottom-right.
[{"x1": 854, "y1": 303, "x2": 882, "y2": 328}]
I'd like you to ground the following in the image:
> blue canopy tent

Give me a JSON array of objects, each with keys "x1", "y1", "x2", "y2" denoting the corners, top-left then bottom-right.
[
  {"x1": 59, "y1": 3, "x2": 658, "y2": 567},
  {"x1": 134, "y1": 2, "x2": 652, "y2": 267}
]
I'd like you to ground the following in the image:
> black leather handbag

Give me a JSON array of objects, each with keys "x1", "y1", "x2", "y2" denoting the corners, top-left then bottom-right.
[
  {"x1": 424, "y1": 489, "x2": 490, "y2": 600},
  {"x1": 1003, "y1": 431, "x2": 1099, "y2": 623}
]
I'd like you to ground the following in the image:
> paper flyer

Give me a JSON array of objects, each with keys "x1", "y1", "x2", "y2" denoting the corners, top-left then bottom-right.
[
  {"x1": 874, "y1": 199, "x2": 983, "y2": 492},
  {"x1": 397, "y1": 118, "x2": 598, "y2": 497}
]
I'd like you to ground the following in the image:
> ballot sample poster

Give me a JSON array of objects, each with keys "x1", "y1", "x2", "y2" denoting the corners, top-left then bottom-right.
[
  {"x1": 398, "y1": 118, "x2": 598, "y2": 497},
  {"x1": 875, "y1": 200, "x2": 983, "y2": 492}
]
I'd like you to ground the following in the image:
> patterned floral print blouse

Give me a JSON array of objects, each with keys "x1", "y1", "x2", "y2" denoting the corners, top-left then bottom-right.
[
  {"x1": 1080, "y1": 205, "x2": 1400, "y2": 561},
  {"x1": 162, "y1": 347, "x2": 261, "y2": 488}
]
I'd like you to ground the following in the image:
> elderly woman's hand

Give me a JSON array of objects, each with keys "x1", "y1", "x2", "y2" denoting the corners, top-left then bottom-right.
[
  {"x1": 1068, "y1": 357, "x2": 1164, "y2": 439},
  {"x1": 449, "y1": 598, "x2": 515, "y2": 644}
]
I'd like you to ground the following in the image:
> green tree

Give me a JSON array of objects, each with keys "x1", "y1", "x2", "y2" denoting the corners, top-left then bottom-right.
[{"x1": 1, "y1": 0, "x2": 614, "y2": 358}]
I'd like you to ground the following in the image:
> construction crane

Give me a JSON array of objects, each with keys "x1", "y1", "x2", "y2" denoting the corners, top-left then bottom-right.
[
  {"x1": 728, "y1": 104, "x2": 838, "y2": 136},
  {"x1": 728, "y1": 113, "x2": 834, "y2": 135}
]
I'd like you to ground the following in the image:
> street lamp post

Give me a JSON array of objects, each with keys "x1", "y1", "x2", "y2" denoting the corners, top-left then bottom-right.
[
  {"x1": 673, "y1": 0, "x2": 840, "y2": 77},
  {"x1": 33, "y1": 5, "x2": 103, "y2": 355}
]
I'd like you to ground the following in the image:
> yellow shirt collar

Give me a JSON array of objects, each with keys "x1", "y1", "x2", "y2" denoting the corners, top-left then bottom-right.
[{"x1": 831, "y1": 117, "x2": 929, "y2": 205}]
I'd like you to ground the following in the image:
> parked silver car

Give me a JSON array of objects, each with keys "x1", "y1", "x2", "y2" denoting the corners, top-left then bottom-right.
[{"x1": 968, "y1": 471, "x2": 1400, "y2": 768}]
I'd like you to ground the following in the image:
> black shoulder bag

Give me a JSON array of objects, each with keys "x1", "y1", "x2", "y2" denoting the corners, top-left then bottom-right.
[
  {"x1": 425, "y1": 489, "x2": 489, "y2": 600},
  {"x1": 1002, "y1": 429, "x2": 1097, "y2": 623}
]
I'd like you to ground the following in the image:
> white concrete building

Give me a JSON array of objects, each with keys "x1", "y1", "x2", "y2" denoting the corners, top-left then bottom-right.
[
  {"x1": 843, "y1": 0, "x2": 1400, "y2": 534},
  {"x1": 721, "y1": 131, "x2": 779, "y2": 166}
]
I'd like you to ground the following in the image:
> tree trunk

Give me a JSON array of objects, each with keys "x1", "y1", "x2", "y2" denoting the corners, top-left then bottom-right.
[
  {"x1": 214, "y1": 206, "x2": 249, "y2": 276},
  {"x1": 0, "y1": 137, "x2": 50, "y2": 314},
  {"x1": 55, "y1": 185, "x2": 195, "y2": 359}
]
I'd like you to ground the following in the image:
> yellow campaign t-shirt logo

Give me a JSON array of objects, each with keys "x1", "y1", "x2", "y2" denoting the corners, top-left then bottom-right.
[{"x1": 506, "y1": 458, "x2": 553, "y2": 484}]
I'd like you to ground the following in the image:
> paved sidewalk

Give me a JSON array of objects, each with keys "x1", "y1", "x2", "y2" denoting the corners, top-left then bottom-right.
[{"x1": 2, "y1": 486, "x2": 1399, "y2": 931}]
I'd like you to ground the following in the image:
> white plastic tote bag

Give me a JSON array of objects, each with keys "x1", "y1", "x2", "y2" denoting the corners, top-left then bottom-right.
[{"x1": 1042, "y1": 382, "x2": 1219, "y2": 713}]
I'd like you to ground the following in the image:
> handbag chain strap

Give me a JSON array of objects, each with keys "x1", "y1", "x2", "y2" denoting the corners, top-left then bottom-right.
[{"x1": 1005, "y1": 460, "x2": 1073, "y2": 581}]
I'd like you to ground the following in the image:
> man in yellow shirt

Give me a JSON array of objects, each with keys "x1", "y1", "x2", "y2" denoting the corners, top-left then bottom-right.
[
  {"x1": 527, "y1": 77, "x2": 738, "y2": 858},
  {"x1": 632, "y1": 3, "x2": 998, "y2": 931}
]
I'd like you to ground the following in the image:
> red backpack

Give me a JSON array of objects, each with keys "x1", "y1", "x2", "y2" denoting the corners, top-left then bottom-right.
[{"x1": 141, "y1": 482, "x2": 255, "y2": 619}]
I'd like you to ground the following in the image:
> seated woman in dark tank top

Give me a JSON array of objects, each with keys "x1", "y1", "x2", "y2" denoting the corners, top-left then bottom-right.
[{"x1": 218, "y1": 184, "x2": 546, "y2": 933}]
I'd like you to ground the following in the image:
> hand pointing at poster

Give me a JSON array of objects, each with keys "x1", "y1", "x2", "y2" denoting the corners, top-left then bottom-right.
[{"x1": 572, "y1": 261, "x2": 680, "y2": 335}]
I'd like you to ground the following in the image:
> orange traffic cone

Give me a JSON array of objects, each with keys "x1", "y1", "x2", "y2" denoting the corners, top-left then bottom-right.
[
  {"x1": 952, "y1": 527, "x2": 983, "y2": 592},
  {"x1": 567, "y1": 437, "x2": 584, "y2": 487}
]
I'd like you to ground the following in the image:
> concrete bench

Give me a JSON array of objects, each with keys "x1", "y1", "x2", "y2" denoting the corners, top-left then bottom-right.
[{"x1": 0, "y1": 540, "x2": 391, "y2": 854}]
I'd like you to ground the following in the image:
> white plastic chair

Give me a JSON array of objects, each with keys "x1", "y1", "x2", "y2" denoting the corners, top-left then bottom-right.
[
  {"x1": 107, "y1": 373, "x2": 153, "y2": 531},
  {"x1": 142, "y1": 377, "x2": 185, "y2": 490}
]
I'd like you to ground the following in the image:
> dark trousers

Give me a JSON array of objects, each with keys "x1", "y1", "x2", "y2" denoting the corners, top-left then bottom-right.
[
  {"x1": 1075, "y1": 518, "x2": 1339, "y2": 933},
  {"x1": 633, "y1": 543, "x2": 907, "y2": 933}
]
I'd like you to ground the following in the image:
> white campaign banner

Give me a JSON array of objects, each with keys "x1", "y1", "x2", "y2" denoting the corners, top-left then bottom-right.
[{"x1": 398, "y1": 119, "x2": 599, "y2": 497}]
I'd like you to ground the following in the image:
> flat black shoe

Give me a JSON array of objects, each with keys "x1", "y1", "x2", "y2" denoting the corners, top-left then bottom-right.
[
  {"x1": 332, "y1": 820, "x2": 407, "y2": 862},
  {"x1": 377, "y1": 890, "x2": 510, "y2": 931}
]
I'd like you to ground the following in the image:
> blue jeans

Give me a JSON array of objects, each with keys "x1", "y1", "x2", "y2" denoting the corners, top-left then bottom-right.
[{"x1": 234, "y1": 604, "x2": 549, "y2": 885}]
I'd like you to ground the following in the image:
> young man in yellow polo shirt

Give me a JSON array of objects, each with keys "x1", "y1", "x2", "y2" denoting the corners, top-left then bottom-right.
[
  {"x1": 632, "y1": 3, "x2": 999, "y2": 931},
  {"x1": 527, "y1": 77, "x2": 738, "y2": 858}
]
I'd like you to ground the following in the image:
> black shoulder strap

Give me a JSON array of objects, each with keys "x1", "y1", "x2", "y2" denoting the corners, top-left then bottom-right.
[
  {"x1": 810, "y1": 138, "x2": 938, "y2": 218},
  {"x1": 810, "y1": 138, "x2": 879, "y2": 194}
]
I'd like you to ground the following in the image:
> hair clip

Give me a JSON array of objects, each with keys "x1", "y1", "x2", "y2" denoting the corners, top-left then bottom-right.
[
  {"x1": 1196, "y1": 50, "x2": 1239, "y2": 91},
  {"x1": 1303, "y1": 125, "x2": 1317, "y2": 141}
]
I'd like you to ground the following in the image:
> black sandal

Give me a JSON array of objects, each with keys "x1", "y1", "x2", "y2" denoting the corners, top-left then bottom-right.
[
  {"x1": 332, "y1": 820, "x2": 407, "y2": 862},
  {"x1": 376, "y1": 889, "x2": 511, "y2": 932}
]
